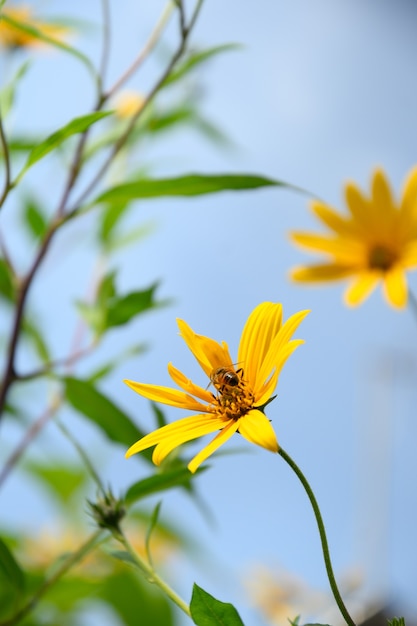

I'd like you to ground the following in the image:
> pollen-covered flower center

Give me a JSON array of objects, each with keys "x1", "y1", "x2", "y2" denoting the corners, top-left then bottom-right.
[
  {"x1": 368, "y1": 245, "x2": 398, "y2": 271},
  {"x1": 209, "y1": 367, "x2": 255, "y2": 420}
]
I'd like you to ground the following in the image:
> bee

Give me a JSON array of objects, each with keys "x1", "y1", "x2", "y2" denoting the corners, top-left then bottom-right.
[{"x1": 210, "y1": 365, "x2": 242, "y2": 392}]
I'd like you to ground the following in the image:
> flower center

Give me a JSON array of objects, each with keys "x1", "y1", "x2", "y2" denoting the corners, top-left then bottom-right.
[
  {"x1": 368, "y1": 245, "x2": 397, "y2": 271},
  {"x1": 210, "y1": 377, "x2": 255, "y2": 421}
]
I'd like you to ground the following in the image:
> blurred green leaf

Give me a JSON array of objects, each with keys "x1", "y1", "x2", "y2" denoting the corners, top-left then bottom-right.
[
  {"x1": 97, "y1": 568, "x2": 174, "y2": 626},
  {"x1": 17, "y1": 111, "x2": 112, "y2": 181},
  {"x1": 145, "y1": 107, "x2": 194, "y2": 134},
  {"x1": 99, "y1": 199, "x2": 130, "y2": 244},
  {"x1": 96, "y1": 173, "x2": 283, "y2": 204},
  {"x1": 107, "y1": 550, "x2": 137, "y2": 567},
  {"x1": 0, "y1": 258, "x2": 15, "y2": 302},
  {"x1": 104, "y1": 223, "x2": 156, "y2": 254},
  {"x1": 0, "y1": 61, "x2": 30, "y2": 119},
  {"x1": 77, "y1": 279, "x2": 162, "y2": 336},
  {"x1": 88, "y1": 343, "x2": 148, "y2": 383},
  {"x1": 0, "y1": 537, "x2": 25, "y2": 612},
  {"x1": 106, "y1": 283, "x2": 162, "y2": 328},
  {"x1": 145, "y1": 502, "x2": 162, "y2": 565},
  {"x1": 64, "y1": 377, "x2": 151, "y2": 458},
  {"x1": 125, "y1": 466, "x2": 200, "y2": 506},
  {"x1": 151, "y1": 402, "x2": 167, "y2": 429},
  {"x1": 22, "y1": 317, "x2": 50, "y2": 362},
  {"x1": 0, "y1": 14, "x2": 98, "y2": 80},
  {"x1": 163, "y1": 43, "x2": 242, "y2": 87},
  {"x1": 190, "y1": 584, "x2": 245, "y2": 626},
  {"x1": 24, "y1": 461, "x2": 88, "y2": 504},
  {"x1": 23, "y1": 196, "x2": 48, "y2": 240}
]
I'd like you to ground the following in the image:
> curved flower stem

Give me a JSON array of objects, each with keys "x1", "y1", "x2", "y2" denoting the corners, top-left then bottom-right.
[
  {"x1": 278, "y1": 447, "x2": 356, "y2": 626},
  {"x1": 114, "y1": 528, "x2": 191, "y2": 618},
  {"x1": 0, "y1": 530, "x2": 105, "y2": 626}
]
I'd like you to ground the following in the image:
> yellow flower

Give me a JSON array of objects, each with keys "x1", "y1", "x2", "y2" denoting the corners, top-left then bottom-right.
[
  {"x1": 0, "y1": 5, "x2": 69, "y2": 49},
  {"x1": 125, "y1": 302, "x2": 309, "y2": 473},
  {"x1": 114, "y1": 90, "x2": 146, "y2": 119},
  {"x1": 290, "y1": 167, "x2": 417, "y2": 308}
]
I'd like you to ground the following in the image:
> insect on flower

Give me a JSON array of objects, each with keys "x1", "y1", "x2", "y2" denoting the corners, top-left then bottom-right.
[
  {"x1": 124, "y1": 302, "x2": 310, "y2": 473},
  {"x1": 209, "y1": 365, "x2": 243, "y2": 392}
]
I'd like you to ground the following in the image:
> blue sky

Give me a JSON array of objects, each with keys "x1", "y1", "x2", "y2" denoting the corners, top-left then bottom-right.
[{"x1": 1, "y1": 1, "x2": 417, "y2": 625}]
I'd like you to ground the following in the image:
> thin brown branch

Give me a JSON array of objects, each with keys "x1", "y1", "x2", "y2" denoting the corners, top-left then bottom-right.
[
  {"x1": 15, "y1": 343, "x2": 97, "y2": 382},
  {"x1": 105, "y1": 2, "x2": 173, "y2": 101},
  {"x1": 99, "y1": 0, "x2": 111, "y2": 88},
  {"x1": 68, "y1": 0, "x2": 205, "y2": 214},
  {"x1": 0, "y1": 396, "x2": 61, "y2": 489}
]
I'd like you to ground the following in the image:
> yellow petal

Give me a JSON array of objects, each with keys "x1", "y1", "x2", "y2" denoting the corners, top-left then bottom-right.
[
  {"x1": 237, "y1": 409, "x2": 278, "y2": 453},
  {"x1": 345, "y1": 182, "x2": 371, "y2": 226},
  {"x1": 187, "y1": 419, "x2": 239, "y2": 473},
  {"x1": 152, "y1": 415, "x2": 227, "y2": 465},
  {"x1": 237, "y1": 302, "x2": 283, "y2": 389},
  {"x1": 167, "y1": 363, "x2": 214, "y2": 403},
  {"x1": 254, "y1": 310, "x2": 309, "y2": 396},
  {"x1": 371, "y1": 169, "x2": 396, "y2": 220},
  {"x1": 290, "y1": 263, "x2": 354, "y2": 282},
  {"x1": 290, "y1": 233, "x2": 362, "y2": 263},
  {"x1": 343, "y1": 273, "x2": 379, "y2": 306},
  {"x1": 402, "y1": 241, "x2": 417, "y2": 268},
  {"x1": 176, "y1": 319, "x2": 233, "y2": 377},
  {"x1": 125, "y1": 413, "x2": 225, "y2": 459},
  {"x1": 256, "y1": 339, "x2": 305, "y2": 407},
  {"x1": 124, "y1": 379, "x2": 208, "y2": 412},
  {"x1": 310, "y1": 201, "x2": 354, "y2": 236},
  {"x1": 382, "y1": 267, "x2": 408, "y2": 309},
  {"x1": 401, "y1": 165, "x2": 417, "y2": 216}
]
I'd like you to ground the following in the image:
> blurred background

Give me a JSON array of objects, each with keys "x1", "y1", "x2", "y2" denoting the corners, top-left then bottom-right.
[{"x1": 1, "y1": 1, "x2": 417, "y2": 625}]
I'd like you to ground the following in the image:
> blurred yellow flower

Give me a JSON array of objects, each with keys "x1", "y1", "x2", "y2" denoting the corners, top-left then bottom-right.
[
  {"x1": 125, "y1": 302, "x2": 309, "y2": 473},
  {"x1": 0, "y1": 5, "x2": 69, "y2": 49},
  {"x1": 290, "y1": 167, "x2": 417, "y2": 308},
  {"x1": 114, "y1": 90, "x2": 146, "y2": 119}
]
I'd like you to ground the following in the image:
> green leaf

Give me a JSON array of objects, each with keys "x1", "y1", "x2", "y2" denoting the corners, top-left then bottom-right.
[
  {"x1": 24, "y1": 461, "x2": 88, "y2": 504},
  {"x1": 97, "y1": 568, "x2": 174, "y2": 626},
  {"x1": 387, "y1": 619, "x2": 406, "y2": 626},
  {"x1": 0, "y1": 61, "x2": 30, "y2": 119},
  {"x1": 23, "y1": 197, "x2": 48, "y2": 240},
  {"x1": 145, "y1": 502, "x2": 162, "y2": 565},
  {"x1": 0, "y1": 537, "x2": 25, "y2": 596},
  {"x1": 0, "y1": 14, "x2": 98, "y2": 80},
  {"x1": 163, "y1": 44, "x2": 242, "y2": 87},
  {"x1": 96, "y1": 173, "x2": 283, "y2": 204},
  {"x1": 0, "y1": 259, "x2": 15, "y2": 302},
  {"x1": 190, "y1": 584, "x2": 245, "y2": 626},
  {"x1": 107, "y1": 550, "x2": 137, "y2": 567},
  {"x1": 17, "y1": 111, "x2": 112, "y2": 181},
  {"x1": 64, "y1": 377, "x2": 150, "y2": 458},
  {"x1": 125, "y1": 466, "x2": 199, "y2": 506},
  {"x1": 77, "y1": 279, "x2": 162, "y2": 336},
  {"x1": 106, "y1": 283, "x2": 161, "y2": 328},
  {"x1": 22, "y1": 317, "x2": 50, "y2": 362},
  {"x1": 99, "y1": 200, "x2": 130, "y2": 244}
]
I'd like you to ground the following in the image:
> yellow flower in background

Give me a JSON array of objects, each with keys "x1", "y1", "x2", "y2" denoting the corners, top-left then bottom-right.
[
  {"x1": 0, "y1": 5, "x2": 69, "y2": 49},
  {"x1": 290, "y1": 167, "x2": 417, "y2": 308},
  {"x1": 114, "y1": 90, "x2": 146, "y2": 119},
  {"x1": 125, "y1": 302, "x2": 309, "y2": 473}
]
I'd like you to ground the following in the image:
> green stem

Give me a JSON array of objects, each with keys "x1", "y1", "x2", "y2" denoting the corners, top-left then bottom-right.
[
  {"x1": 278, "y1": 447, "x2": 356, "y2": 626},
  {"x1": 0, "y1": 530, "x2": 105, "y2": 626},
  {"x1": 115, "y1": 529, "x2": 191, "y2": 618}
]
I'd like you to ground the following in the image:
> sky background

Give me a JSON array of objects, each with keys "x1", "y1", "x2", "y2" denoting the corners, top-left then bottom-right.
[{"x1": 1, "y1": 1, "x2": 417, "y2": 625}]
